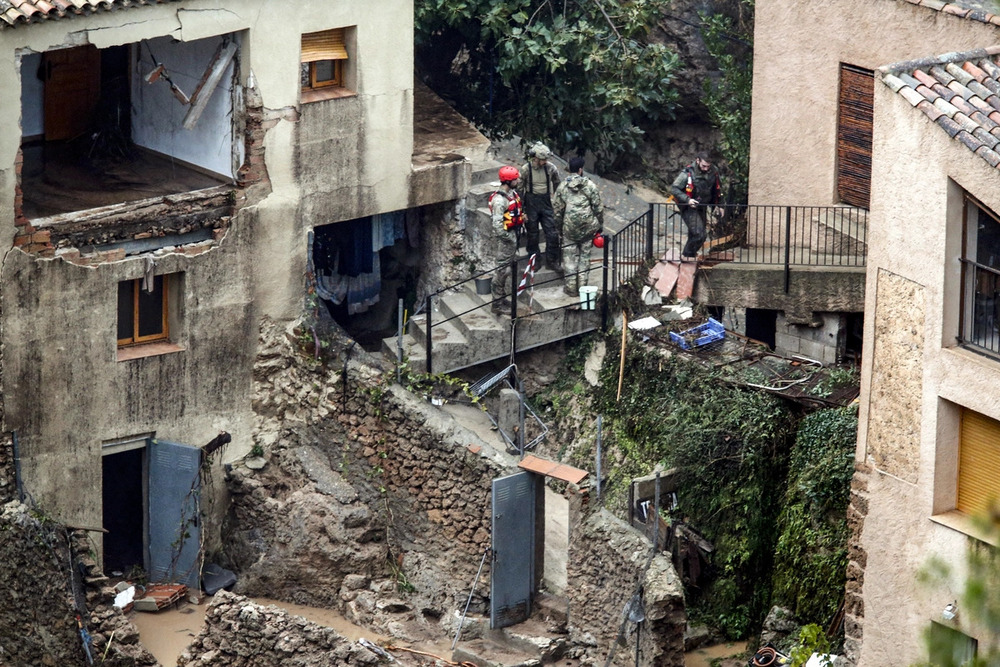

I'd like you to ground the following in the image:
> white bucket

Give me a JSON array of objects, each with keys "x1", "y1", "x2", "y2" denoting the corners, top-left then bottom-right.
[{"x1": 579, "y1": 286, "x2": 598, "y2": 310}]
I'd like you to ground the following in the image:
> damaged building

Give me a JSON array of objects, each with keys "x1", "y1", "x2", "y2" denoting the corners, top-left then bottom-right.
[
  {"x1": 2, "y1": 0, "x2": 476, "y2": 591},
  {"x1": 0, "y1": 1, "x2": 687, "y2": 665}
]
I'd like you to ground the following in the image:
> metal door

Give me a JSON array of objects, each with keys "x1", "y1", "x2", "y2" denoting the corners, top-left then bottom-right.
[
  {"x1": 148, "y1": 438, "x2": 202, "y2": 590},
  {"x1": 490, "y1": 470, "x2": 535, "y2": 628}
]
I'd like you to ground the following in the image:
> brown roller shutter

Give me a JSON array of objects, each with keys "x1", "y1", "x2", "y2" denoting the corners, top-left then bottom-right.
[
  {"x1": 301, "y1": 29, "x2": 348, "y2": 63},
  {"x1": 837, "y1": 64, "x2": 873, "y2": 210},
  {"x1": 958, "y1": 408, "x2": 1000, "y2": 517}
]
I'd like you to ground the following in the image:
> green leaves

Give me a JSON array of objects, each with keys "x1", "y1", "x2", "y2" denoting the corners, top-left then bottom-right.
[{"x1": 414, "y1": 0, "x2": 680, "y2": 169}]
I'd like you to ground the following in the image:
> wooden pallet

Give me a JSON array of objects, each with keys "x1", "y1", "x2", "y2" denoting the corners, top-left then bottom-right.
[{"x1": 133, "y1": 583, "x2": 187, "y2": 612}]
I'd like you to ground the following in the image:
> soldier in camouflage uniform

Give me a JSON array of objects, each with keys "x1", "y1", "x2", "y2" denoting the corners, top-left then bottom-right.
[
  {"x1": 488, "y1": 165, "x2": 524, "y2": 312},
  {"x1": 553, "y1": 157, "x2": 603, "y2": 296}
]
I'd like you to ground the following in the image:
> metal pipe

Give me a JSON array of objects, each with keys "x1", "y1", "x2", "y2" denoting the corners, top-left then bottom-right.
[
  {"x1": 396, "y1": 298, "x2": 403, "y2": 384},
  {"x1": 783, "y1": 206, "x2": 792, "y2": 293},
  {"x1": 645, "y1": 205, "x2": 654, "y2": 263},
  {"x1": 653, "y1": 471, "x2": 661, "y2": 549},
  {"x1": 518, "y1": 378, "x2": 526, "y2": 458},
  {"x1": 452, "y1": 548, "x2": 490, "y2": 651},
  {"x1": 12, "y1": 430, "x2": 23, "y2": 502},
  {"x1": 425, "y1": 294, "x2": 433, "y2": 374},
  {"x1": 601, "y1": 235, "x2": 610, "y2": 331}
]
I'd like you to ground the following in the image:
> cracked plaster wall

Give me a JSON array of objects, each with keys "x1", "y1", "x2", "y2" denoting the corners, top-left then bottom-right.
[{"x1": 0, "y1": 0, "x2": 420, "y2": 567}]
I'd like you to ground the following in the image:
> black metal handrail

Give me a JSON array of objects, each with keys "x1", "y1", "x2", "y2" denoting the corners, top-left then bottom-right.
[
  {"x1": 609, "y1": 203, "x2": 868, "y2": 292},
  {"x1": 420, "y1": 238, "x2": 609, "y2": 373}
]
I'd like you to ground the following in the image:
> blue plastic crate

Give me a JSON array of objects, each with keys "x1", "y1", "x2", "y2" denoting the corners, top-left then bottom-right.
[{"x1": 669, "y1": 317, "x2": 725, "y2": 350}]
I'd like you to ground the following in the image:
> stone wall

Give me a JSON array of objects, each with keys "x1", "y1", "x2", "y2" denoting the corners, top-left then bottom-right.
[
  {"x1": 224, "y1": 319, "x2": 506, "y2": 625},
  {"x1": 178, "y1": 590, "x2": 381, "y2": 667},
  {"x1": 843, "y1": 461, "x2": 870, "y2": 667},
  {"x1": 566, "y1": 498, "x2": 685, "y2": 667},
  {"x1": 0, "y1": 502, "x2": 157, "y2": 666}
]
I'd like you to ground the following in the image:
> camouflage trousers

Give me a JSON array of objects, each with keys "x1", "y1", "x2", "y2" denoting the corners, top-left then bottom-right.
[{"x1": 562, "y1": 241, "x2": 594, "y2": 293}]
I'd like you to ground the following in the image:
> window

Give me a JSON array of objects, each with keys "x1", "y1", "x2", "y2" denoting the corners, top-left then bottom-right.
[
  {"x1": 927, "y1": 622, "x2": 977, "y2": 666},
  {"x1": 957, "y1": 407, "x2": 1000, "y2": 518},
  {"x1": 118, "y1": 275, "x2": 169, "y2": 346},
  {"x1": 837, "y1": 64, "x2": 874, "y2": 209},
  {"x1": 959, "y1": 196, "x2": 1000, "y2": 355},
  {"x1": 301, "y1": 29, "x2": 348, "y2": 93}
]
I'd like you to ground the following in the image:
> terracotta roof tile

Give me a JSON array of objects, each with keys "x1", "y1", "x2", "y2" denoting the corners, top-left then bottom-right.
[
  {"x1": 902, "y1": 1, "x2": 1000, "y2": 28},
  {"x1": 972, "y1": 127, "x2": 1000, "y2": 149},
  {"x1": 913, "y1": 69, "x2": 938, "y2": 87},
  {"x1": 0, "y1": 0, "x2": 180, "y2": 27},
  {"x1": 883, "y1": 50, "x2": 1000, "y2": 172},
  {"x1": 930, "y1": 65, "x2": 956, "y2": 85},
  {"x1": 976, "y1": 145, "x2": 1000, "y2": 167},
  {"x1": 937, "y1": 115, "x2": 963, "y2": 137},
  {"x1": 981, "y1": 59, "x2": 1000, "y2": 80}
]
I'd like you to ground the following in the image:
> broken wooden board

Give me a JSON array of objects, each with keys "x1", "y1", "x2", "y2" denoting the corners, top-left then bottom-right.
[{"x1": 675, "y1": 260, "x2": 698, "y2": 300}]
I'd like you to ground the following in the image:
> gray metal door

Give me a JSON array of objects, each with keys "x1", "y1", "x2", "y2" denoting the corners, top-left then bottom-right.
[
  {"x1": 491, "y1": 470, "x2": 535, "y2": 628},
  {"x1": 148, "y1": 438, "x2": 202, "y2": 590}
]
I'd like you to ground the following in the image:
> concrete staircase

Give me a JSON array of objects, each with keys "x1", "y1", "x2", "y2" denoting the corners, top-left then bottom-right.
[{"x1": 384, "y1": 269, "x2": 600, "y2": 375}]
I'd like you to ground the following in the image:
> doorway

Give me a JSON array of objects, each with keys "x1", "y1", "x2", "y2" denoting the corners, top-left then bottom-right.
[
  {"x1": 745, "y1": 308, "x2": 777, "y2": 349},
  {"x1": 102, "y1": 444, "x2": 146, "y2": 576}
]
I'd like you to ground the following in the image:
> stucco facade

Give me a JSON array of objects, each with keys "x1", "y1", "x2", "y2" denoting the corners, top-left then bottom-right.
[
  {"x1": 852, "y1": 47, "x2": 1000, "y2": 665},
  {"x1": 750, "y1": 1, "x2": 1000, "y2": 664},
  {"x1": 0, "y1": 0, "x2": 474, "y2": 578}
]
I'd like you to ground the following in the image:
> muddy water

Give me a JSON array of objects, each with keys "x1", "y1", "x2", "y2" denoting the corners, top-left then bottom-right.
[
  {"x1": 132, "y1": 597, "x2": 394, "y2": 667},
  {"x1": 685, "y1": 640, "x2": 748, "y2": 667}
]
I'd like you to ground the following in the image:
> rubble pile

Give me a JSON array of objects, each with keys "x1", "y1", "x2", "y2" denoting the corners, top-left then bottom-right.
[{"x1": 178, "y1": 590, "x2": 381, "y2": 666}]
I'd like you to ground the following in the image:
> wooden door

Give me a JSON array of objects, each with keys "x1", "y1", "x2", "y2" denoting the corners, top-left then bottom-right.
[{"x1": 43, "y1": 45, "x2": 101, "y2": 141}]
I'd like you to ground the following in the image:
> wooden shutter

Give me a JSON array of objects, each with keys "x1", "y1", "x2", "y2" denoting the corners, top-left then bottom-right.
[
  {"x1": 958, "y1": 408, "x2": 1000, "y2": 516},
  {"x1": 301, "y1": 29, "x2": 348, "y2": 63},
  {"x1": 837, "y1": 64, "x2": 873, "y2": 210}
]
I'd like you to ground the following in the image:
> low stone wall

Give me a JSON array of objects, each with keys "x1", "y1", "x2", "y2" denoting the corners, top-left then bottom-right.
[
  {"x1": 567, "y1": 500, "x2": 686, "y2": 666},
  {"x1": 178, "y1": 590, "x2": 380, "y2": 667},
  {"x1": 843, "y1": 461, "x2": 870, "y2": 666}
]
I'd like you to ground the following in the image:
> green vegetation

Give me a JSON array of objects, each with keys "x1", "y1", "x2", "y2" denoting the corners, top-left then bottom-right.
[
  {"x1": 544, "y1": 331, "x2": 857, "y2": 642},
  {"x1": 415, "y1": 0, "x2": 680, "y2": 169},
  {"x1": 701, "y1": 0, "x2": 754, "y2": 205},
  {"x1": 771, "y1": 407, "x2": 856, "y2": 627}
]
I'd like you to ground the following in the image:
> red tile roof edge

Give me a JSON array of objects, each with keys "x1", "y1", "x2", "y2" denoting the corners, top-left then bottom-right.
[
  {"x1": 0, "y1": 0, "x2": 182, "y2": 29},
  {"x1": 898, "y1": 0, "x2": 1000, "y2": 27},
  {"x1": 882, "y1": 49, "x2": 1000, "y2": 173}
]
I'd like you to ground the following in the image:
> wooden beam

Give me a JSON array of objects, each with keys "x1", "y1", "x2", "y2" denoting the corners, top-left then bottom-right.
[{"x1": 183, "y1": 40, "x2": 238, "y2": 130}]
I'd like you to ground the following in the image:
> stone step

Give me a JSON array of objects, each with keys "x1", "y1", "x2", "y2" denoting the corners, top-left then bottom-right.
[{"x1": 468, "y1": 182, "x2": 500, "y2": 209}]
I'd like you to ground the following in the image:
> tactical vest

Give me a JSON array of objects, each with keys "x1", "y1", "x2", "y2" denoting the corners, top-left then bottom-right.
[{"x1": 489, "y1": 189, "x2": 525, "y2": 230}]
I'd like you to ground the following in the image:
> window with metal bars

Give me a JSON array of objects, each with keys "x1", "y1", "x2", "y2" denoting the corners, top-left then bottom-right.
[{"x1": 959, "y1": 195, "x2": 1000, "y2": 357}]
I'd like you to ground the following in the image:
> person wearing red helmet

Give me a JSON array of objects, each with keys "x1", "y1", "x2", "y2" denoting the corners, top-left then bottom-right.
[{"x1": 487, "y1": 166, "x2": 524, "y2": 312}]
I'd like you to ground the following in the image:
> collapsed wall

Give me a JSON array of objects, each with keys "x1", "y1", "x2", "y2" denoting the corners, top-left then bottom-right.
[
  {"x1": 223, "y1": 319, "x2": 687, "y2": 664},
  {"x1": 220, "y1": 319, "x2": 506, "y2": 634},
  {"x1": 0, "y1": 502, "x2": 157, "y2": 667},
  {"x1": 567, "y1": 502, "x2": 686, "y2": 666},
  {"x1": 178, "y1": 590, "x2": 381, "y2": 667}
]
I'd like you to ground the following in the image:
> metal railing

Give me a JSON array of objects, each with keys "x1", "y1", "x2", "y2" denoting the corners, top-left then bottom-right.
[
  {"x1": 958, "y1": 259, "x2": 1000, "y2": 358},
  {"x1": 414, "y1": 202, "x2": 867, "y2": 374},
  {"x1": 418, "y1": 238, "x2": 610, "y2": 374},
  {"x1": 610, "y1": 203, "x2": 868, "y2": 292}
]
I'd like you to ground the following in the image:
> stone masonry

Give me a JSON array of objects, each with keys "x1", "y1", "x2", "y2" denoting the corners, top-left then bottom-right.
[
  {"x1": 178, "y1": 590, "x2": 381, "y2": 667},
  {"x1": 843, "y1": 461, "x2": 870, "y2": 666},
  {"x1": 566, "y1": 490, "x2": 685, "y2": 666}
]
